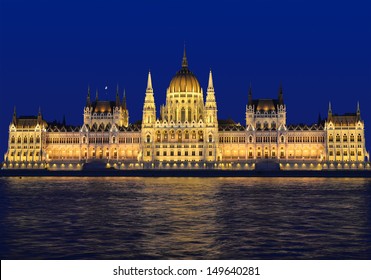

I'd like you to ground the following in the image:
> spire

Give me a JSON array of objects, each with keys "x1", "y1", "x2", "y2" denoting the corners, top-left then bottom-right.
[
  {"x1": 122, "y1": 89, "x2": 127, "y2": 110},
  {"x1": 328, "y1": 101, "x2": 332, "y2": 119},
  {"x1": 147, "y1": 71, "x2": 153, "y2": 90},
  {"x1": 248, "y1": 83, "x2": 253, "y2": 106},
  {"x1": 182, "y1": 44, "x2": 188, "y2": 68},
  {"x1": 86, "y1": 85, "x2": 91, "y2": 106},
  {"x1": 278, "y1": 83, "x2": 283, "y2": 105},
  {"x1": 208, "y1": 69, "x2": 214, "y2": 89},
  {"x1": 357, "y1": 101, "x2": 361, "y2": 118},
  {"x1": 37, "y1": 107, "x2": 42, "y2": 124},
  {"x1": 116, "y1": 84, "x2": 120, "y2": 106},
  {"x1": 95, "y1": 89, "x2": 99, "y2": 101},
  {"x1": 12, "y1": 106, "x2": 17, "y2": 124}
]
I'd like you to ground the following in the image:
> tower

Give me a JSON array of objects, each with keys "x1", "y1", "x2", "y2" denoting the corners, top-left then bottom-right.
[
  {"x1": 121, "y1": 89, "x2": 129, "y2": 127},
  {"x1": 141, "y1": 71, "x2": 157, "y2": 162},
  {"x1": 204, "y1": 70, "x2": 218, "y2": 161},
  {"x1": 246, "y1": 84, "x2": 254, "y2": 126},
  {"x1": 205, "y1": 70, "x2": 217, "y2": 126},
  {"x1": 142, "y1": 71, "x2": 156, "y2": 127}
]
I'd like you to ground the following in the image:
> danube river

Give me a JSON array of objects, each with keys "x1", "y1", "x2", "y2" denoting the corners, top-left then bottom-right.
[{"x1": 0, "y1": 177, "x2": 370, "y2": 259}]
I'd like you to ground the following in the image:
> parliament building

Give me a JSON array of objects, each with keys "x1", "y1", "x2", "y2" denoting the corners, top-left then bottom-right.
[{"x1": 3, "y1": 49, "x2": 370, "y2": 171}]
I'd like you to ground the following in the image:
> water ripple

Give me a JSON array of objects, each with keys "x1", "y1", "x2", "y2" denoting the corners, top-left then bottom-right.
[{"x1": 0, "y1": 177, "x2": 370, "y2": 259}]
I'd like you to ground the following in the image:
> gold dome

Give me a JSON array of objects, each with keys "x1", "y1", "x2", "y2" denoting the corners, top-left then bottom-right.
[
  {"x1": 168, "y1": 47, "x2": 202, "y2": 93},
  {"x1": 168, "y1": 68, "x2": 201, "y2": 93}
]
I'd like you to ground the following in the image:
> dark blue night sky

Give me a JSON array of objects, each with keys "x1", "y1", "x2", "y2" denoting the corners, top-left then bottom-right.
[{"x1": 1, "y1": 0, "x2": 370, "y2": 157}]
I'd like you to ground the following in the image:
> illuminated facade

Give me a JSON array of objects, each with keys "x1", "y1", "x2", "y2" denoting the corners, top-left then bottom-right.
[{"x1": 3, "y1": 49, "x2": 370, "y2": 170}]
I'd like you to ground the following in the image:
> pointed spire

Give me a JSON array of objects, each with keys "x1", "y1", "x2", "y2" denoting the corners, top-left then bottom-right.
[
  {"x1": 182, "y1": 44, "x2": 188, "y2": 68},
  {"x1": 12, "y1": 106, "x2": 17, "y2": 124},
  {"x1": 37, "y1": 107, "x2": 42, "y2": 124},
  {"x1": 328, "y1": 101, "x2": 332, "y2": 119},
  {"x1": 248, "y1": 83, "x2": 253, "y2": 106},
  {"x1": 122, "y1": 89, "x2": 127, "y2": 110},
  {"x1": 147, "y1": 71, "x2": 152, "y2": 89},
  {"x1": 278, "y1": 83, "x2": 283, "y2": 105},
  {"x1": 208, "y1": 69, "x2": 214, "y2": 89},
  {"x1": 95, "y1": 89, "x2": 99, "y2": 101},
  {"x1": 116, "y1": 84, "x2": 120, "y2": 106},
  {"x1": 357, "y1": 101, "x2": 361, "y2": 118},
  {"x1": 86, "y1": 85, "x2": 91, "y2": 106}
]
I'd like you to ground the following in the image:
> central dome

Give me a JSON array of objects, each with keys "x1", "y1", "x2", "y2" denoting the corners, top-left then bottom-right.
[{"x1": 168, "y1": 48, "x2": 201, "y2": 94}]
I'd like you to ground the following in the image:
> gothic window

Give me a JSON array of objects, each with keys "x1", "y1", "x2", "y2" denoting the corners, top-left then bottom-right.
[
  {"x1": 185, "y1": 131, "x2": 189, "y2": 140},
  {"x1": 170, "y1": 131, "x2": 175, "y2": 139},
  {"x1": 178, "y1": 131, "x2": 182, "y2": 142},
  {"x1": 192, "y1": 131, "x2": 196, "y2": 139},
  {"x1": 11, "y1": 136, "x2": 15, "y2": 144},
  {"x1": 36, "y1": 136, "x2": 40, "y2": 144},
  {"x1": 198, "y1": 131, "x2": 203, "y2": 142},
  {"x1": 280, "y1": 135, "x2": 284, "y2": 143},
  {"x1": 350, "y1": 134, "x2": 355, "y2": 142},
  {"x1": 343, "y1": 134, "x2": 347, "y2": 142},
  {"x1": 82, "y1": 137, "x2": 86, "y2": 144},
  {"x1": 256, "y1": 122, "x2": 261, "y2": 130},
  {"x1": 181, "y1": 107, "x2": 186, "y2": 122},
  {"x1": 249, "y1": 135, "x2": 253, "y2": 143},
  {"x1": 271, "y1": 122, "x2": 276, "y2": 129},
  {"x1": 336, "y1": 134, "x2": 340, "y2": 142},
  {"x1": 30, "y1": 136, "x2": 34, "y2": 143},
  {"x1": 264, "y1": 122, "x2": 268, "y2": 129},
  {"x1": 188, "y1": 108, "x2": 192, "y2": 122},
  {"x1": 208, "y1": 134, "x2": 213, "y2": 143},
  {"x1": 357, "y1": 134, "x2": 362, "y2": 142},
  {"x1": 329, "y1": 134, "x2": 333, "y2": 142},
  {"x1": 112, "y1": 136, "x2": 116, "y2": 144},
  {"x1": 146, "y1": 135, "x2": 151, "y2": 143}
]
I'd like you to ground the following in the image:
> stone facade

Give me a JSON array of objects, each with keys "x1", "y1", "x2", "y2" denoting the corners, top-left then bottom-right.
[{"x1": 3, "y1": 50, "x2": 370, "y2": 170}]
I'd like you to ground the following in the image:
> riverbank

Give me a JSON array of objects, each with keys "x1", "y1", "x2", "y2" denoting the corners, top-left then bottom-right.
[{"x1": 1, "y1": 168, "x2": 371, "y2": 177}]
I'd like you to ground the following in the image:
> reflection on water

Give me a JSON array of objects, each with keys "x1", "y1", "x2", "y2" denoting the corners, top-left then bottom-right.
[{"x1": 0, "y1": 177, "x2": 371, "y2": 259}]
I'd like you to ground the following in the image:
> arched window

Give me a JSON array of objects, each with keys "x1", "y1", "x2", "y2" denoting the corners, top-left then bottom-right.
[
  {"x1": 208, "y1": 134, "x2": 213, "y2": 143},
  {"x1": 30, "y1": 136, "x2": 34, "y2": 143},
  {"x1": 350, "y1": 134, "x2": 355, "y2": 142},
  {"x1": 264, "y1": 122, "x2": 268, "y2": 129},
  {"x1": 112, "y1": 136, "x2": 116, "y2": 144},
  {"x1": 256, "y1": 122, "x2": 261, "y2": 130},
  {"x1": 146, "y1": 135, "x2": 151, "y2": 143},
  {"x1": 36, "y1": 136, "x2": 40, "y2": 144},
  {"x1": 198, "y1": 131, "x2": 203, "y2": 141},
  {"x1": 336, "y1": 134, "x2": 340, "y2": 142},
  {"x1": 181, "y1": 107, "x2": 186, "y2": 122},
  {"x1": 357, "y1": 134, "x2": 362, "y2": 142},
  {"x1": 249, "y1": 135, "x2": 253, "y2": 143},
  {"x1": 271, "y1": 122, "x2": 276, "y2": 129},
  {"x1": 82, "y1": 136, "x2": 86, "y2": 144},
  {"x1": 23, "y1": 136, "x2": 27, "y2": 143},
  {"x1": 329, "y1": 134, "x2": 333, "y2": 142},
  {"x1": 185, "y1": 131, "x2": 189, "y2": 140},
  {"x1": 156, "y1": 131, "x2": 161, "y2": 142},
  {"x1": 188, "y1": 108, "x2": 192, "y2": 122},
  {"x1": 343, "y1": 134, "x2": 347, "y2": 142},
  {"x1": 11, "y1": 136, "x2": 15, "y2": 144},
  {"x1": 280, "y1": 135, "x2": 284, "y2": 143}
]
